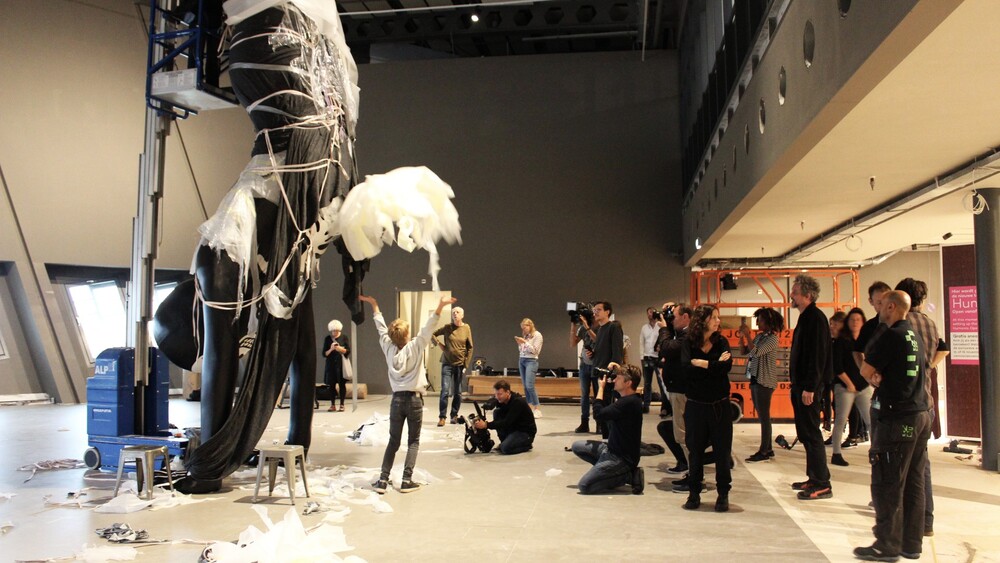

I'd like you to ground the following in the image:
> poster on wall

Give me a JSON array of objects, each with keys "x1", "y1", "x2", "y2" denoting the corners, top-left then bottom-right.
[{"x1": 948, "y1": 285, "x2": 978, "y2": 365}]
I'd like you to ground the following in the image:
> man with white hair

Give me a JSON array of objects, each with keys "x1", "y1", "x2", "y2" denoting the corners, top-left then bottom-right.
[{"x1": 433, "y1": 305, "x2": 474, "y2": 427}]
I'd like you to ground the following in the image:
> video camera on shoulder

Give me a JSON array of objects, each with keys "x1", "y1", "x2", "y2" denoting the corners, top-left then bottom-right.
[{"x1": 567, "y1": 301, "x2": 594, "y2": 325}]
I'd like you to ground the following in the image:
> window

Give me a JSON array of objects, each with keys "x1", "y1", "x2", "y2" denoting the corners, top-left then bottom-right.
[
  {"x1": 68, "y1": 281, "x2": 126, "y2": 362},
  {"x1": 148, "y1": 282, "x2": 178, "y2": 346}
]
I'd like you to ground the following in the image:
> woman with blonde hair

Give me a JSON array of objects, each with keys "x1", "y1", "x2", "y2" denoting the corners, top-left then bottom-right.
[{"x1": 516, "y1": 318, "x2": 544, "y2": 418}]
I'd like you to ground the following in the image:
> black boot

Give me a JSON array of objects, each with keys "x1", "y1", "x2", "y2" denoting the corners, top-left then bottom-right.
[
  {"x1": 574, "y1": 418, "x2": 590, "y2": 433},
  {"x1": 683, "y1": 493, "x2": 701, "y2": 510},
  {"x1": 715, "y1": 492, "x2": 729, "y2": 512}
]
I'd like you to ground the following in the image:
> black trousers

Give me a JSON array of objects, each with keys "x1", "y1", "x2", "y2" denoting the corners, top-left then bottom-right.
[
  {"x1": 656, "y1": 420, "x2": 687, "y2": 467},
  {"x1": 684, "y1": 399, "x2": 733, "y2": 495},
  {"x1": 870, "y1": 409, "x2": 931, "y2": 555},
  {"x1": 791, "y1": 386, "x2": 830, "y2": 486}
]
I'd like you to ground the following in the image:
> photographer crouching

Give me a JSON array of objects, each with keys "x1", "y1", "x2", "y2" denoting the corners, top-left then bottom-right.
[
  {"x1": 570, "y1": 363, "x2": 644, "y2": 495},
  {"x1": 473, "y1": 379, "x2": 537, "y2": 455}
]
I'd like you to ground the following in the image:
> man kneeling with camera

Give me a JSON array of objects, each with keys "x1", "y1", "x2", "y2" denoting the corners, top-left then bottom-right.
[
  {"x1": 571, "y1": 363, "x2": 644, "y2": 495},
  {"x1": 473, "y1": 379, "x2": 537, "y2": 455}
]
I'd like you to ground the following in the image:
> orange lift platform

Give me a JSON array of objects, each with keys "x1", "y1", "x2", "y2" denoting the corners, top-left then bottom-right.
[{"x1": 690, "y1": 269, "x2": 859, "y2": 421}]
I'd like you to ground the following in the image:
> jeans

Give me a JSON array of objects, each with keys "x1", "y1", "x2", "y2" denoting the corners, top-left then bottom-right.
[
  {"x1": 380, "y1": 392, "x2": 423, "y2": 482},
  {"x1": 572, "y1": 440, "x2": 632, "y2": 494},
  {"x1": 791, "y1": 386, "x2": 830, "y2": 486},
  {"x1": 870, "y1": 410, "x2": 931, "y2": 555},
  {"x1": 519, "y1": 357, "x2": 540, "y2": 407},
  {"x1": 438, "y1": 364, "x2": 463, "y2": 419},
  {"x1": 579, "y1": 362, "x2": 598, "y2": 419},
  {"x1": 684, "y1": 399, "x2": 734, "y2": 495},
  {"x1": 641, "y1": 358, "x2": 668, "y2": 410},
  {"x1": 832, "y1": 385, "x2": 873, "y2": 454},
  {"x1": 498, "y1": 430, "x2": 534, "y2": 455},
  {"x1": 750, "y1": 383, "x2": 775, "y2": 454}
]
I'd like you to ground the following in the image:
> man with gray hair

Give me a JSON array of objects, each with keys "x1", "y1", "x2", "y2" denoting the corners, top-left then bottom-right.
[
  {"x1": 433, "y1": 305, "x2": 474, "y2": 427},
  {"x1": 788, "y1": 274, "x2": 834, "y2": 500}
]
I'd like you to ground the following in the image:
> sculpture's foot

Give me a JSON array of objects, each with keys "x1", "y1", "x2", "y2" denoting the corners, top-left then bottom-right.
[{"x1": 174, "y1": 474, "x2": 223, "y2": 494}]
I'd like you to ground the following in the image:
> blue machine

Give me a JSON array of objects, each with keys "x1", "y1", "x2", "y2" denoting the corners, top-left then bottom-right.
[{"x1": 83, "y1": 347, "x2": 187, "y2": 471}]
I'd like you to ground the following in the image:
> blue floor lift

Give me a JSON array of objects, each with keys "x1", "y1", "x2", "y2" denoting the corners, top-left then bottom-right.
[{"x1": 83, "y1": 0, "x2": 237, "y2": 472}]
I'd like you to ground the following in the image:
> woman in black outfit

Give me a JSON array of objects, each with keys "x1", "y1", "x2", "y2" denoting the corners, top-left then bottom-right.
[
  {"x1": 323, "y1": 320, "x2": 350, "y2": 411},
  {"x1": 682, "y1": 305, "x2": 734, "y2": 512}
]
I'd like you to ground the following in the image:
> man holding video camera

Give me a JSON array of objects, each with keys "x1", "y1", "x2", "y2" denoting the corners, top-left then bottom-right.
[
  {"x1": 571, "y1": 363, "x2": 644, "y2": 494},
  {"x1": 569, "y1": 302, "x2": 597, "y2": 433},
  {"x1": 473, "y1": 379, "x2": 536, "y2": 455}
]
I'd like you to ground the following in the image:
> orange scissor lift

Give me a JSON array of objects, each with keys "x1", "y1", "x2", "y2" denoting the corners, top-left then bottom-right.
[{"x1": 690, "y1": 269, "x2": 859, "y2": 420}]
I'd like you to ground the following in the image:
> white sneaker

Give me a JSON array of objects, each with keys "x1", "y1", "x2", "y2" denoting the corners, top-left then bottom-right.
[{"x1": 533, "y1": 409, "x2": 542, "y2": 419}]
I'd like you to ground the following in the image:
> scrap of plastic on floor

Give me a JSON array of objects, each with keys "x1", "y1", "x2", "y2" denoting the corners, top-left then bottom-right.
[
  {"x1": 95, "y1": 523, "x2": 149, "y2": 543},
  {"x1": 201, "y1": 505, "x2": 366, "y2": 563},
  {"x1": 545, "y1": 468, "x2": 563, "y2": 477},
  {"x1": 67, "y1": 544, "x2": 140, "y2": 562},
  {"x1": 1, "y1": 521, "x2": 13, "y2": 534},
  {"x1": 94, "y1": 486, "x2": 219, "y2": 514},
  {"x1": 17, "y1": 459, "x2": 86, "y2": 482},
  {"x1": 1, "y1": 491, "x2": 15, "y2": 500}
]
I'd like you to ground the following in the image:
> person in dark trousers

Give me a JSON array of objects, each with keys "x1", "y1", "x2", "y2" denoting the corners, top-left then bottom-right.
[
  {"x1": 474, "y1": 379, "x2": 536, "y2": 455},
  {"x1": 788, "y1": 274, "x2": 834, "y2": 500},
  {"x1": 360, "y1": 293, "x2": 454, "y2": 495},
  {"x1": 680, "y1": 305, "x2": 735, "y2": 512},
  {"x1": 570, "y1": 363, "x2": 644, "y2": 495},
  {"x1": 740, "y1": 307, "x2": 784, "y2": 463},
  {"x1": 853, "y1": 290, "x2": 932, "y2": 562},
  {"x1": 657, "y1": 303, "x2": 693, "y2": 474},
  {"x1": 581, "y1": 301, "x2": 623, "y2": 437},
  {"x1": 322, "y1": 319, "x2": 350, "y2": 411}
]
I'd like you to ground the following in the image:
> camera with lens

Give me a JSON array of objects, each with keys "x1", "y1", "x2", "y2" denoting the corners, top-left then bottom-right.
[
  {"x1": 457, "y1": 399, "x2": 498, "y2": 453},
  {"x1": 567, "y1": 301, "x2": 594, "y2": 325},
  {"x1": 593, "y1": 366, "x2": 616, "y2": 382}
]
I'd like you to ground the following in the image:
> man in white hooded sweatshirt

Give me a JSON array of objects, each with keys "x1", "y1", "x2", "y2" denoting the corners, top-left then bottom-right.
[{"x1": 358, "y1": 293, "x2": 456, "y2": 494}]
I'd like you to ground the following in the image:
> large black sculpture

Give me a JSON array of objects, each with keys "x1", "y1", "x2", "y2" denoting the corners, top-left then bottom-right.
[{"x1": 155, "y1": 2, "x2": 364, "y2": 492}]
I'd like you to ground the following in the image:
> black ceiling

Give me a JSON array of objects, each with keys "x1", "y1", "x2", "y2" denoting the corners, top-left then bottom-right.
[{"x1": 336, "y1": 0, "x2": 682, "y2": 62}]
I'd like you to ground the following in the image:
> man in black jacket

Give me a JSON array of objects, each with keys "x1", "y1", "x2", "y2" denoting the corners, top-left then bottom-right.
[
  {"x1": 570, "y1": 363, "x2": 644, "y2": 495},
  {"x1": 788, "y1": 274, "x2": 834, "y2": 500},
  {"x1": 474, "y1": 379, "x2": 536, "y2": 455},
  {"x1": 581, "y1": 301, "x2": 624, "y2": 438},
  {"x1": 854, "y1": 290, "x2": 932, "y2": 562}
]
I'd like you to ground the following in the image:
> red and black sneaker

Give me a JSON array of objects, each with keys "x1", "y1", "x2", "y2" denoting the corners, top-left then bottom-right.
[
  {"x1": 791, "y1": 479, "x2": 817, "y2": 491},
  {"x1": 797, "y1": 484, "x2": 832, "y2": 500}
]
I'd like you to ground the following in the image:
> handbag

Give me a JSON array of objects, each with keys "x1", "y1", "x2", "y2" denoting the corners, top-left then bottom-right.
[{"x1": 342, "y1": 356, "x2": 354, "y2": 381}]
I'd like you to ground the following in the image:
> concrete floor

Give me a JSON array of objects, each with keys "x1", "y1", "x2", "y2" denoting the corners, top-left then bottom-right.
[{"x1": 1, "y1": 396, "x2": 998, "y2": 562}]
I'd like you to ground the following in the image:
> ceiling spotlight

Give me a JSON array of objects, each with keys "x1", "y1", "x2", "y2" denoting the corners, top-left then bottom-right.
[
  {"x1": 470, "y1": 10, "x2": 480, "y2": 22},
  {"x1": 695, "y1": 237, "x2": 702, "y2": 250}
]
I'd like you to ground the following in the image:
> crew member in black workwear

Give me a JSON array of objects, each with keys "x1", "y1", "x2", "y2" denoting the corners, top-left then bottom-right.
[
  {"x1": 474, "y1": 379, "x2": 536, "y2": 455},
  {"x1": 788, "y1": 273, "x2": 835, "y2": 501},
  {"x1": 570, "y1": 363, "x2": 644, "y2": 495},
  {"x1": 853, "y1": 290, "x2": 932, "y2": 562},
  {"x1": 680, "y1": 305, "x2": 734, "y2": 513}
]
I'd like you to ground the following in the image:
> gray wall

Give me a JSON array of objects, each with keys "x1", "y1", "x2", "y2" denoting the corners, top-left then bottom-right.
[
  {"x1": 0, "y1": 264, "x2": 39, "y2": 395},
  {"x1": 319, "y1": 51, "x2": 686, "y2": 393}
]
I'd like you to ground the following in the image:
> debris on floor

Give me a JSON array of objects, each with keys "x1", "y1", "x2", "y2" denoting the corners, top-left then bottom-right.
[
  {"x1": 94, "y1": 487, "x2": 220, "y2": 514},
  {"x1": 200, "y1": 505, "x2": 366, "y2": 563},
  {"x1": 545, "y1": 468, "x2": 563, "y2": 477},
  {"x1": 95, "y1": 523, "x2": 149, "y2": 543},
  {"x1": 17, "y1": 459, "x2": 86, "y2": 483}
]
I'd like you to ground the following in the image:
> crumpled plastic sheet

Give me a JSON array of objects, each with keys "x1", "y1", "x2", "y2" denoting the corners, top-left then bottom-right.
[
  {"x1": 348, "y1": 411, "x2": 463, "y2": 450},
  {"x1": 43, "y1": 488, "x2": 105, "y2": 509},
  {"x1": 18, "y1": 459, "x2": 86, "y2": 482},
  {"x1": 1, "y1": 521, "x2": 13, "y2": 534},
  {"x1": 73, "y1": 544, "x2": 139, "y2": 562},
  {"x1": 94, "y1": 489, "x2": 219, "y2": 514},
  {"x1": 201, "y1": 505, "x2": 367, "y2": 563},
  {"x1": 1, "y1": 491, "x2": 16, "y2": 500},
  {"x1": 95, "y1": 523, "x2": 149, "y2": 543},
  {"x1": 545, "y1": 468, "x2": 563, "y2": 477}
]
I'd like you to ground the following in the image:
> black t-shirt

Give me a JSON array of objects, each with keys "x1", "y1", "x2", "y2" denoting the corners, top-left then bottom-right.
[
  {"x1": 592, "y1": 321, "x2": 624, "y2": 370},
  {"x1": 855, "y1": 318, "x2": 886, "y2": 356},
  {"x1": 864, "y1": 319, "x2": 928, "y2": 417},
  {"x1": 832, "y1": 336, "x2": 867, "y2": 390},
  {"x1": 594, "y1": 393, "x2": 642, "y2": 468}
]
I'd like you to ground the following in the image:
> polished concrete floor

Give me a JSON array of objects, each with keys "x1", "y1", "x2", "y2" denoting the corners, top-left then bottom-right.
[{"x1": 1, "y1": 396, "x2": 999, "y2": 562}]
